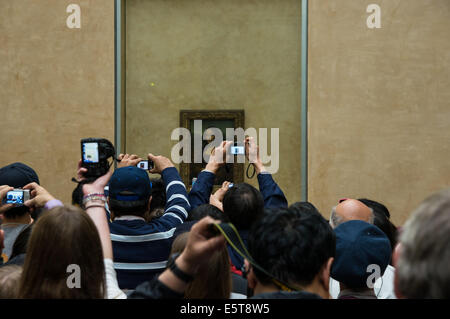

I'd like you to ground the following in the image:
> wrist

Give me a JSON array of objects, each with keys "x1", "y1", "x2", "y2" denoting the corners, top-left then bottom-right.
[
  {"x1": 205, "y1": 161, "x2": 220, "y2": 173},
  {"x1": 160, "y1": 164, "x2": 175, "y2": 172},
  {"x1": 176, "y1": 252, "x2": 199, "y2": 277},
  {"x1": 82, "y1": 188, "x2": 105, "y2": 197},
  {"x1": 43, "y1": 198, "x2": 63, "y2": 210},
  {"x1": 44, "y1": 195, "x2": 56, "y2": 204},
  {"x1": 254, "y1": 161, "x2": 265, "y2": 174},
  {"x1": 82, "y1": 193, "x2": 106, "y2": 208}
]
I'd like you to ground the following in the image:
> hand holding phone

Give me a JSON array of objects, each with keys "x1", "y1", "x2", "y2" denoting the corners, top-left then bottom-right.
[
  {"x1": 137, "y1": 160, "x2": 155, "y2": 171},
  {"x1": 117, "y1": 154, "x2": 143, "y2": 169}
]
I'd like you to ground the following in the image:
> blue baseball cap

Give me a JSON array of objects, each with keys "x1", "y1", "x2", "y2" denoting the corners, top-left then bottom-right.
[
  {"x1": 108, "y1": 166, "x2": 151, "y2": 202},
  {"x1": 331, "y1": 220, "x2": 392, "y2": 288}
]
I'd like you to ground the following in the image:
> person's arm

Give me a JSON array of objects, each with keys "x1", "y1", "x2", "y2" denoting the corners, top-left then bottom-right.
[
  {"x1": 129, "y1": 216, "x2": 225, "y2": 299},
  {"x1": 188, "y1": 170, "x2": 216, "y2": 209},
  {"x1": 82, "y1": 171, "x2": 127, "y2": 299},
  {"x1": 23, "y1": 183, "x2": 61, "y2": 211},
  {"x1": 257, "y1": 173, "x2": 288, "y2": 209},
  {"x1": 245, "y1": 137, "x2": 288, "y2": 209},
  {"x1": 209, "y1": 181, "x2": 231, "y2": 211},
  {"x1": 188, "y1": 141, "x2": 233, "y2": 209},
  {"x1": 147, "y1": 154, "x2": 191, "y2": 228},
  {"x1": 82, "y1": 171, "x2": 113, "y2": 260}
]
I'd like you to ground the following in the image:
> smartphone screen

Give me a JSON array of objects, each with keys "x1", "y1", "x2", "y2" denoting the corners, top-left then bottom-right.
[
  {"x1": 137, "y1": 160, "x2": 154, "y2": 171},
  {"x1": 137, "y1": 160, "x2": 148, "y2": 170},
  {"x1": 5, "y1": 190, "x2": 24, "y2": 205},
  {"x1": 231, "y1": 145, "x2": 245, "y2": 155},
  {"x1": 82, "y1": 142, "x2": 99, "y2": 163}
]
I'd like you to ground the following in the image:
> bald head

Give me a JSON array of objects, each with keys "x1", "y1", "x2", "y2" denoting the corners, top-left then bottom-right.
[{"x1": 330, "y1": 199, "x2": 374, "y2": 228}]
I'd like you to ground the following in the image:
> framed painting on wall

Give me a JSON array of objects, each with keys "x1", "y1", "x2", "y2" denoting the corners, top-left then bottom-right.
[{"x1": 179, "y1": 110, "x2": 245, "y2": 188}]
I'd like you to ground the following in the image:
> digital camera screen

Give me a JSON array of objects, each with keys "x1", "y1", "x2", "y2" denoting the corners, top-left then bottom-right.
[
  {"x1": 231, "y1": 146, "x2": 245, "y2": 155},
  {"x1": 137, "y1": 161, "x2": 148, "y2": 170},
  {"x1": 6, "y1": 191, "x2": 24, "y2": 204},
  {"x1": 83, "y1": 142, "x2": 99, "y2": 163}
]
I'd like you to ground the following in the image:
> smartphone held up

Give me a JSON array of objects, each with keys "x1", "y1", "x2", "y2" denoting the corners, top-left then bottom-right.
[
  {"x1": 230, "y1": 143, "x2": 245, "y2": 155},
  {"x1": 137, "y1": 160, "x2": 155, "y2": 171}
]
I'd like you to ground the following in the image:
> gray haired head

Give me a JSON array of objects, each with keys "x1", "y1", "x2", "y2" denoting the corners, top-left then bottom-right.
[
  {"x1": 396, "y1": 188, "x2": 450, "y2": 299},
  {"x1": 329, "y1": 204, "x2": 374, "y2": 228}
]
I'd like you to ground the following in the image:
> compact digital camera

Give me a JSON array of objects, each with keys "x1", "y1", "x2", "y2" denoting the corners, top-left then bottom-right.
[
  {"x1": 81, "y1": 138, "x2": 115, "y2": 178},
  {"x1": 1, "y1": 189, "x2": 31, "y2": 206},
  {"x1": 230, "y1": 142, "x2": 245, "y2": 155}
]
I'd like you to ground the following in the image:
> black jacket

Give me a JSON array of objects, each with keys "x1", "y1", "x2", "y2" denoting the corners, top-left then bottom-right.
[{"x1": 129, "y1": 277, "x2": 184, "y2": 299}]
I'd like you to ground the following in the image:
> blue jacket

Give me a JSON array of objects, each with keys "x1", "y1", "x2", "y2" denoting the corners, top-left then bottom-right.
[
  {"x1": 188, "y1": 170, "x2": 288, "y2": 271},
  {"x1": 109, "y1": 167, "x2": 190, "y2": 289},
  {"x1": 188, "y1": 170, "x2": 288, "y2": 210}
]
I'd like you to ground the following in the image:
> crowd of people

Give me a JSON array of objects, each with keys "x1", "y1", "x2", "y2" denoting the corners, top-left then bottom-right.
[{"x1": 0, "y1": 137, "x2": 449, "y2": 299}]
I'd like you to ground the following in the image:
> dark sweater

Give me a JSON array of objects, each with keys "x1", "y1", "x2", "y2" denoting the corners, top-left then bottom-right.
[{"x1": 187, "y1": 170, "x2": 288, "y2": 272}]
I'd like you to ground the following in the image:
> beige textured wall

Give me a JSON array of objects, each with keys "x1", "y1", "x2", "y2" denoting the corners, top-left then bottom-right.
[
  {"x1": 0, "y1": 0, "x2": 115, "y2": 203},
  {"x1": 125, "y1": 0, "x2": 302, "y2": 203},
  {"x1": 308, "y1": 0, "x2": 450, "y2": 225}
]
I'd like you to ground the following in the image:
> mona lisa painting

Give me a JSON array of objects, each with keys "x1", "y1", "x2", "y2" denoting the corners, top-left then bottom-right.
[{"x1": 179, "y1": 110, "x2": 245, "y2": 188}]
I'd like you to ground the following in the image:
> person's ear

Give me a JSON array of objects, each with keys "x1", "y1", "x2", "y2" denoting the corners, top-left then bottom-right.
[
  {"x1": 316, "y1": 257, "x2": 333, "y2": 292},
  {"x1": 147, "y1": 195, "x2": 152, "y2": 211},
  {"x1": 393, "y1": 243, "x2": 404, "y2": 299},
  {"x1": 321, "y1": 257, "x2": 334, "y2": 292},
  {"x1": 244, "y1": 259, "x2": 257, "y2": 290}
]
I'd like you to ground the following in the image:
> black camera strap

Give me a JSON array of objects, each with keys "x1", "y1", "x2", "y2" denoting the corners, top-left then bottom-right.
[{"x1": 210, "y1": 222, "x2": 299, "y2": 292}]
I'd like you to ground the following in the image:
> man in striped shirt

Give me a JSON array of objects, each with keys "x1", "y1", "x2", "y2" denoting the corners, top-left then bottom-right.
[{"x1": 107, "y1": 153, "x2": 190, "y2": 290}]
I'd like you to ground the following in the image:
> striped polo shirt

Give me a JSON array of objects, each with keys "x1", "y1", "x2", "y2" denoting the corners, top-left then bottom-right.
[{"x1": 108, "y1": 167, "x2": 190, "y2": 289}]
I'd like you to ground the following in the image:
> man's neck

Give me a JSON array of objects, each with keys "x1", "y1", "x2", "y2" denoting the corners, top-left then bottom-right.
[
  {"x1": 253, "y1": 283, "x2": 279, "y2": 296},
  {"x1": 339, "y1": 283, "x2": 376, "y2": 298},
  {"x1": 2, "y1": 214, "x2": 32, "y2": 225},
  {"x1": 303, "y1": 278, "x2": 330, "y2": 299}
]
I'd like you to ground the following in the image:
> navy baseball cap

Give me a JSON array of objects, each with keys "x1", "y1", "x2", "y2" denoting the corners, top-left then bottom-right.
[
  {"x1": 331, "y1": 220, "x2": 392, "y2": 288},
  {"x1": 108, "y1": 166, "x2": 151, "y2": 202},
  {"x1": 0, "y1": 162, "x2": 40, "y2": 187}
]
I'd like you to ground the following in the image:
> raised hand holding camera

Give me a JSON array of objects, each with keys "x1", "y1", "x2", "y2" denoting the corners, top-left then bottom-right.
[
  {"x1": 205, "y1": 141, "x2": 233, "y2": 174},
  {"x1": 0, "y1": 185, "x2": 15, "y2": 213},
  {"x1": 23, "y1": 182, "x2": 55, "y2": 209},
  {"x1": 148, "y1": 153, "x2": 174, "y2": 174},
  {"x1": 245, "y1": 136, "x2": 266, "y2": 175},
  {"x1": 80, "y1": 138, "x2": 115, "y2": 179},
  {"x1": 117, "y1": 154, "x2": 143, "y2": 168}
]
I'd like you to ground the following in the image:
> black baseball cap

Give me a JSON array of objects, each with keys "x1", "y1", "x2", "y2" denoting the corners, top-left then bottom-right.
[{"x1": 0, "y1": 162, "x2": 40, "y2": 188}]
